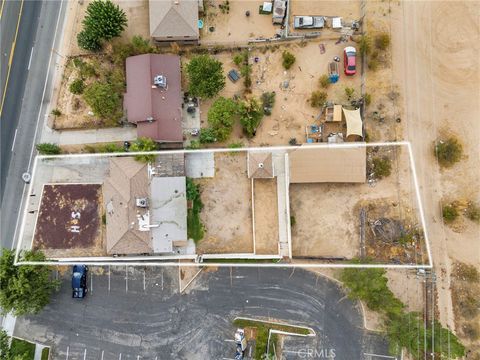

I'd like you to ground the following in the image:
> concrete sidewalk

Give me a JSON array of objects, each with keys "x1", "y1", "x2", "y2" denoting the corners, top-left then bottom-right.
[{"x1": 41, "y1": 125, "x2": 137, "y2": 145}]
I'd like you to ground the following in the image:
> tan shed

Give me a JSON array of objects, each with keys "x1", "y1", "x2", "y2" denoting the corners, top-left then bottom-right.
[
  {"x1": 288, "y1": 145, "x2": 366, "y2": 183},
  {"x1": 343, "y1": 108, "x2": 363, "y2": 138}
]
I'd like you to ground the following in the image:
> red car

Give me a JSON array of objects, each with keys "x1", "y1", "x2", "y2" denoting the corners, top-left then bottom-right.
[{"x1": 343, "y1": 46, "x2": 357, "y2": 75}]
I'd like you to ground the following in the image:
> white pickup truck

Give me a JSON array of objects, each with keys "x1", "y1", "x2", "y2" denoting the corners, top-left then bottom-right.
[{"x1": 293, "y1": 16, "x2": 325, "y2": 29}]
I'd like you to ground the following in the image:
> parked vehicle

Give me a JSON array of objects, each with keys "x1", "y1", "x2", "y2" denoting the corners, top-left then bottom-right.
[
  {"x1": 343, "y1": 46, "x2": 356, "y2": 75},
  {"x1": 72, "y1": 265, "x2": 88, "y2": 299},
  {"x1": 293, "y1": 16, "x2": 325, "y2": 29}
]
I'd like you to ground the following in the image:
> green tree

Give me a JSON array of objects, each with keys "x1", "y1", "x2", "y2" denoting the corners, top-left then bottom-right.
[
  {"x1": 130, "y1": 137, "x2": 158, "y2": 163},
  {"x1": 0, "y1": 249, "x2": 60, "y2": 316},
  {"x1": 207, "y1": 97, "x2": 238, "y2": 141},
  {"x1": 77, "y1": 0, "x2": 127, "y2": 51},
  {"x1": 282, "y1": 51, "x2": 296, "y2": 70},
  {"x1": 435, "y1": 137, "x2": 463, "y2": 167},
  {"x1": 239, "y1": 98, "x2": 264, "y2": 138},
  {"x1": 0, "y1": 330, "x2": 12, "y2": 360},
  {"x1": 199, "y1": 128, "x2": 218, "y2": 144},
  {"x1": 69, "y1": 78, "x2": 85, "y2": 94},
  {"x1": 83, "y1": 82, "x2": 122, "y2": 120},
  {"x1": 186, "y1": 55, "x2": 225, "y2": 98},
  {"x1": 36, "y1": 143, "x2": 61, "y2": 155},
  {"x1": 309, "y1": 91, "x2": 327, "y2": 108}
]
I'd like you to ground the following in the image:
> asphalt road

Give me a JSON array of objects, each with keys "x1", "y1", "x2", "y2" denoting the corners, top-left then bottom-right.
[
  {"x1": 14, "y1": 267, "x2": 390, "y2": 360},
  {"x1": 0, "y1": 0, "x2": 65, "y2": 249}
]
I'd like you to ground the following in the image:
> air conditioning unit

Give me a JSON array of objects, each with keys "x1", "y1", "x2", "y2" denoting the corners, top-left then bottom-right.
[
  {"x1": 136, "y1": 198, "x2": 148, "y2": 208},
  {"x1": 153, "y1": 75, "x2": 167, "y2": 88}
]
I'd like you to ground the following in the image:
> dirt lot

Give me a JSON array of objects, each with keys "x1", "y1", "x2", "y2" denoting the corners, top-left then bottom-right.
[
  {"x1": 200, "y1": 0, "x2": 277, "y2": 44},
  {"x1": 392, "y1": 0, "x2": 480, "y2": 344},
  {"x1": 196, "y1": 152, "x2": 254, "y2": 254},
  {"x1": 253, "y1": 178, "x2": 279, "y2": 255},
  {"x1": 290, "y1": 144, "x2": 424, "y2": 263},
  {"x1": 194, "y1": 39, "x2": 361, "y2": 146}
]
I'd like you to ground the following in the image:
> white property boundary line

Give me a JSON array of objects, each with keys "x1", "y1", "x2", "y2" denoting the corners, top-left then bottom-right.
[{"x1": 14, "y1": 141, "x2": 432, "y2": 269}]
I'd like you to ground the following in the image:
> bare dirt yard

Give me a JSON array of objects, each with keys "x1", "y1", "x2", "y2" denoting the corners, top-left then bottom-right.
[
  {"x1": 290, "y1": 145, "x2": 426, "y2": 264},
  {"x1": 193, "y1": 39, "x2": 361, "y2": 147},
  {"x1": 200, "y1": 0, "x2": 278, "y2": 44},
  {"x1": 253, "y1": 178, "x2": 279, "y2": 255},
  {"x1": 196, "y1": 152, "x2": 254, "y2": 254}
]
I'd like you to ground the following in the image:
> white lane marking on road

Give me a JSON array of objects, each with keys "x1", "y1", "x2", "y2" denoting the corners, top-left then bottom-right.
[
  {"x1": 65, "y1": 346, "x2": 69, "y2": 360},
  {"x1": 119, "y1": 353, "x2": 122, "y2": 360},
  {"x1": 223, "y1": 339, "x2": 235, "y2": 343},
  {"x1": 108, "y1": 265, "x2": 111, "y2": 291},
  {"x1": 161, "y1": 269, "x2": 164, "y2": 291},
  {"x1": 143, "y1": 269, "x2": 146, "y2": 291},
  {"x1": 101, "y1": 350, "x2": 104, "y2": 360},
  {"x1": 27, "y1": 46, "x2": 34, "y2": 70},
  {"x1": 90, "y1": 271, "x2": 93, "y2": 293},
  {"x1": 363, "y1": 354, "x2": 397, "y2": 359},
  {"x1": 83, "y1": 348, "x2": 87, "y2": 360},
  {"x1": 137, "y1": 356, "x2": 140, "y2": 360},
  {"x1": 11, "y1": 128, "x2": 18, "y2": 151}
]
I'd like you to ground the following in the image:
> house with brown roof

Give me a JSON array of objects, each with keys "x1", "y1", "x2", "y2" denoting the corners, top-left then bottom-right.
[
  {"x1": 103, "y1": 157, "x2": 188, "y2": 255},
  {"x1": 124, "y1": 54, "x2": 183, "y2": 144},
  {"x1": 149, "y1": 0, "x2": 200, "y2": 45}
]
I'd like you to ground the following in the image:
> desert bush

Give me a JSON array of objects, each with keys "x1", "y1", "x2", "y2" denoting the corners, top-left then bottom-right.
[
  {"x1": 442, "y1": 204, "x2": 459, "y2": 222},
  {"x1": 372, "y1": 157, "x2": 392, "y2": 179},
  {"x1": 318, "y1": 74, "x2": 331, "y2": 89},
  {"x1": 282, "y1": 51, "x2": 296, "y2": 70},
  {"x1": 462, "y1": 323, "x2": 480, "y2": 341},
  {"x1": 238, "y1": 97, "x2": 264, "y2": 138},
  {"x1": 453, "y1": 262, "x2": 480, "y2": 282},
  {"x1": 344, "y1": 87, "x2": 355, "y2": 100},
  {"x1": 309, "y1": 91, "x2": 327, "y2": 108},
  {"x1": 36, "y1": 143, "x2": 61, "y2": 155},
  {"x1": 459, "y1": 294, "x2": 480, "y2": 318},
  {"x1": 358, "y1": 35, "x2": 372, "y2": 56},
  {"x1": 435, "y1": 137, "x2": 463, "y2": 167},
  {"x1": 367, "y1": 58, "x2": 379, "y2": 71},
  {"x1": 364, "y1": 93, "x2": 372, "y2": 106},
  {"x1": 51, "y1": 109, "x2": 61, "y2": 116},
  {"x1": 375, "y1": 32, "x2": 391, "y2": 51},
  {"x1": 261, "y1": 91, "x2": 276, "y2": 115},
  {"x1": 465, "y1": 202, "x2": 480, "y2": 223},
  {"x1": 83, "y1": 82, "x2": 122, "y2": 120},
  {"x1": 69, "y1": 78, "x2": 85, "y2": 94}
]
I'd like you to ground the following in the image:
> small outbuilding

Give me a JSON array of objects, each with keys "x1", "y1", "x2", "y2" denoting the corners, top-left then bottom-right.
[{"x1": 247, "y1": 151, "x2": 275, "y2": 178}]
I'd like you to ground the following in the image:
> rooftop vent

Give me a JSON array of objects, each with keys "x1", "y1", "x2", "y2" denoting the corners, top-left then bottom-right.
[
  {"x1": 136, "y1": 198, "x2": 148, "y2": 208},
  {"x1": 258, "y1": 163, "x2": 264, "y2": 169},
  {"x1": 153, "y1": 75, "x2": 167, "y2": 88}
]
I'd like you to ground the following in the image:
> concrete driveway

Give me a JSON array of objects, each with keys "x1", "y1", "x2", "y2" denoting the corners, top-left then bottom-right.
[{"x1": 14, "y1": 267, "x2": 389, "y2": 360}]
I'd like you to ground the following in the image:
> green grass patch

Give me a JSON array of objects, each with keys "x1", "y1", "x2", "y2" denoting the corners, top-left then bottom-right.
[
  {"x1": 233, "y1": 318, "x2": 311, "y2": 359},
  {"x1": 10, "y1": 338, "x2": 36, "y2": 360},
  {"x1": 186, "y1": 178, "x2": 204, "y2": 243},
  {"x1": 41, "y1": 347, "x2": 50, "y2": 360}
]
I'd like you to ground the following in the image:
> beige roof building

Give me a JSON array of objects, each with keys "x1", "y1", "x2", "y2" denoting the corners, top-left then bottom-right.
[
  {"x1": 103, "y1": 158, "x2": 152, "y2": 255},
  {"x1": 149, "y1": 0, "x2": 199, "y2": 44},
  {"x1": 289, "y1": 145, "x2": 366, "y2": 183},
  {"x1": 248, "y1": 152, "x2": 274, "y2": 178}
]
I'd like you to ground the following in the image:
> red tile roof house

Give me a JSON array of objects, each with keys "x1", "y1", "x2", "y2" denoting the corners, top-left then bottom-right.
[{"x1": 124, "y1": 54, "x2": 184, "y2": 145}]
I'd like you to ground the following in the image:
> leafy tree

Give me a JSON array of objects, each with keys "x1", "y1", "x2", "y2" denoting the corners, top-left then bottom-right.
[
  {"x1": 340, "y1": 265, "x2": 404, "y2": 317},
  {"x1": 442, "y1": 204, "x2": 459, "y2": 222},
  {"x1": 282, "y1": 51, "x2": 296, "y2": 70},
  {"x1": 0, "y1": 330, "x2": 11, "y2": 360},
  {"x1": 0, "y1": 249, "x2": 60, "y2": 316},
  {"x1": 111, "y1": 36, "x2": 153, "y2": 66},
  {"x1": 309, "y1": 91, "x2": 327, "y2": 108},
  {"x1": 69, "y1": 78, "x2": 85, "y2": 94},
  {"x1": 261, "y1": 92, "x2": 276, "y2": 115},
  {"x1": 186, "y1": 178, "x2": 204, "y2": 242},
  {"x1": 83, "y1": 82, "x2": 122, "y2": 120},
  {"x1": 77, "y1": 0, "x2": 127, "y2": 51},
  {"x1": 207, "y1": 97, "x2": 238, "y2": 141},
  {"x1": 186, "y1": 55, "x2": 225, "y2": 98},
  {"x1": 36, "y1": 143, "x2": 61, "y2": 155},
  {"x1": 372, "y1": 157, "x2": 392, "y2": 179},
  {"x1": 239, "y1": 98, "x2": 263, "y2": 138},
  {"x1": 199, "y1": 127, "x2": 218, "y2": 144},
  {"x1": 435, "y1": 137, "x2": 463, "y2": 167},
  {"x1": 130, "y1": 137, "x2": 158, "y2": 163}
]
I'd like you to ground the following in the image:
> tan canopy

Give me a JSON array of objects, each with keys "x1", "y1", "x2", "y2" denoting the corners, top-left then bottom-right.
[{"x1": 343, "y1": 108, "x2": 363, "y2": 138}]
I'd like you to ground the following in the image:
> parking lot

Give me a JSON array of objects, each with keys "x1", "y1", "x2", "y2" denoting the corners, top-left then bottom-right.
[{"x1": 14, "y1": 267, "x2": 390, "y2": 360}]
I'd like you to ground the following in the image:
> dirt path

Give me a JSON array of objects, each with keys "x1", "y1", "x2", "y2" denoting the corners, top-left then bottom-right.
[
  {"x1": 393, "y1": 1, "x2": 480, "y2": 331},
  {"x1": 253, "y1": 179, "x2": 279, "y2": 255}
]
